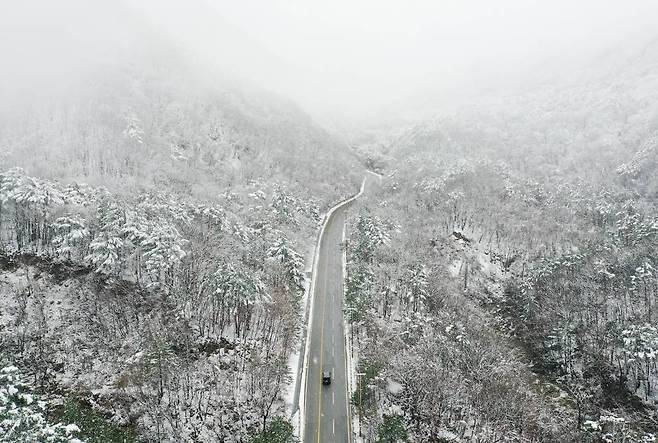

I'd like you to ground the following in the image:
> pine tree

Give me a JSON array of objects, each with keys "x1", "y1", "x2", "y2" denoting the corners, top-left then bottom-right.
[
  {"x1": 208, "y1": 262, "x2": 266, "y2": 336},
  {"x1": 85, "y1": 195, "x2": 126, "y2": 275},
  {"x1": 50, "y1": 214, "x2": 89, "y2": 259},
  {"x1": 141, "y1": 224, "x2": 188, "y2": 288},
  {"x1": 377, "y1": 414, "x2": 408, "y2": 443},
  {"x1": 0, "y1": 366, "x2": 84, "y2": 442},
  {"x1": 267, "y1": 237, "x2": 305, "y2": 294}
]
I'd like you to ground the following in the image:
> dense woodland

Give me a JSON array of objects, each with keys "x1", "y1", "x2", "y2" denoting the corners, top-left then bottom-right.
[
  {"x1": 346, "y1": 39, "x2": 658, "y2": 442},
  {"x1": 0, "y1": 23, "x2": 361, "y2": 442},
  {"x1": 3, "y1": 3, "x2": 658, "y2": 442}
]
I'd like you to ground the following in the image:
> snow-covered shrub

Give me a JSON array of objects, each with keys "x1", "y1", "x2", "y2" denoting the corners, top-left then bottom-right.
[{"x1": 0, "y1": 366, "x2": 84, "y2": 442}]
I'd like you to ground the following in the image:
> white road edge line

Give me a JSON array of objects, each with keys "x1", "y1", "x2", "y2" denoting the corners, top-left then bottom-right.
[
  {"x1": 342, "y1": 222, "x2": 354, "y2": 443},
  {"x1": 299, "y1": 175, "x2": 368, "y2": 442}
]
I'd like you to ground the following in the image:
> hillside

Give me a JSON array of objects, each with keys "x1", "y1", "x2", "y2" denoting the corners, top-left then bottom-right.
[
  {"x1": 0, "y1": 1, "x2": 361, "y2": 202},
  {"x1": 3, "y1": 2, "x2": 658, "y2": 442},
  {"x1": 344, "y1": 39, "x2": 658, "y2": 442},
  {"x1": 390, "y1": 38, "x2": 658, "y2": 184},
  {"x1": 0, "y1": 2, "x2": 362, "y2": 442}
]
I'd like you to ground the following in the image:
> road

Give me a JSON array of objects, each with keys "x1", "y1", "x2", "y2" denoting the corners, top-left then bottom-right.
[
  {"x1": 303, "y1": 199, "x2": 351, "y2": 443},
  {"x1": 302, "y1": 173, "x2": 379, "y2": 443}
]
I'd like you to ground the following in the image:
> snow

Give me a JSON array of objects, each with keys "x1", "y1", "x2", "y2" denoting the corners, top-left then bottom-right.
[
  {"x1": 1, "y1": 261, "x2": 276, "y2": 440},
  {"x1": 477, "y1": 251, "x2": 501, "y2": 278},
  {"x1": 1, "y1": 365, "x2": 84, "y2": 441},
  {"x1": 438, "y1": 430, "x2": 458, "y2": 440},
  {"x1": 386, "y1": 379, "x2": 403, "y2": 395},
  {"x1": 343, "y1": 223, "x2": 358, "y2": 442},
  {"x1": 448, "y1": 260, "x2": 462, "y2": 278},
  {"x1": 295, "y1": 241, "x2": 319, "y2": 438},
  {"x1": 387, "y1": 404, "x2": 403, "y2": 416},
  {"x1": 65, "y1": 424, "x2": 81, "y2": 434},
  {"x1": 284, "y1": 272, "x2": 309, "y2": 431}
]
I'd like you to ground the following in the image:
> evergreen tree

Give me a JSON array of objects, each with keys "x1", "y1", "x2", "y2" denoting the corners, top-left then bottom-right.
[{"x1": 0, "y1": 366, "x2": 84, "y2": 443}]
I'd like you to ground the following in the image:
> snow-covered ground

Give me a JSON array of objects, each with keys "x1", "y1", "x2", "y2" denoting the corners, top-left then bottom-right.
[{"x1": 283, "y1": 245, "x2": 313, "y2": 435}]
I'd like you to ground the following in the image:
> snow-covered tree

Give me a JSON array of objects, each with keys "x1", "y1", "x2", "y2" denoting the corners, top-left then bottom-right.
[
  {"x1": 582, "y1": 413, "x2": 655, "y2": 443},
  {"x1": 141, "y1": 224, "x2": 188, "y2": 288},
  {"x1": 0, "y1": 168, "x2": 66, "y2": 252},
  {"x1": 352, "y1": 214, "x2": 391, "y2": 263},
  {"x1": 270, "y1": 185, "x2": 297, "y2": 225},
  {"x1": 0, "y1": 366, "x2": 84, "y2": 442},
  {"x1": 191, "y1": 203, "x2": 224, "y2": 229},
  {"x1": 86, "y1": 195, "x2": 128, "y2": 275},
  {"x1": 123, "y1": 112, "x2": 144, "y2": 145},
  {"x1": 345, "y1": 264, "x2": 375, "y2": 323},
  {"x1": 50, "y1": 214, "x2": 89, "y2": 259},
  {"x1": 267, "y1": 237, "x2": 305, "y2": 294},
  {"x1": 621, "y1": 324, "x2": 658, "y2": 398},
  {"x1": 206, "y1": 263, "x2": 266, "y2": 337},
  {"x1": 399, "y1": 264, "x2": 429, "y2": 313},
  {"x1": 86, "y1": 232, "x2": 124, "y2": 275}
]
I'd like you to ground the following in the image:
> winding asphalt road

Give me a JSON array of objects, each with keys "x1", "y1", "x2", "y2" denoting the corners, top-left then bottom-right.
[
  {"x1": 302, "y1": 173, "x2": 379, "y2": 443},
  {"x1": 304, "y1": 199, "x2": 352, "y2": 443}
]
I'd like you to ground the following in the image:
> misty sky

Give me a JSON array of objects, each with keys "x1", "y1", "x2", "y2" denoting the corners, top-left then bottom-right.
[
  {"x1": 1, "y1": 1, "x2": 658, "y2": 121},
  {"x1": 208, "y1": 0, "x2": 658, "y2": 116}
]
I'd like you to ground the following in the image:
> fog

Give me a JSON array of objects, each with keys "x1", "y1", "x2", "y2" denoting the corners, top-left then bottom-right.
[
  {"x1": 212, "y1": 0, "x2": 658, "y2": 117},
  {"x1": 1, "y1": 0, "x2": 658, "y2": 123}
]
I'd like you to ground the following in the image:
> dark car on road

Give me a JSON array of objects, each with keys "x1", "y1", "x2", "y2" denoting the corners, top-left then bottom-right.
[{"x1": 322, "y1": 369, "x2": 332, "y2": 385}]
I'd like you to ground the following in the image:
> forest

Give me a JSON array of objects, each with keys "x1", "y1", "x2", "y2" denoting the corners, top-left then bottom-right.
[
  {"x1": 3, "y1": 2, "x2": 658, "y2": 442},
  {"x1": 344, "y1": 38, "x2": 658, "y2": 442},
  {"x1": 0, "y1": 20, "x2": 361, "y2": 441}
]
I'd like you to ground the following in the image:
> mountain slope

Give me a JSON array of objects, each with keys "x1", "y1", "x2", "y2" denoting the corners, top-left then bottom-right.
[
  {"x1": 343, "y1": 38, "x2": 658, "y2": 442},
  {"x1": 0, "y1": 2, "x2": 362, "y2": 442},
  {"x1": 0, "y1": 0, "x2": 361, "y2": 202}
]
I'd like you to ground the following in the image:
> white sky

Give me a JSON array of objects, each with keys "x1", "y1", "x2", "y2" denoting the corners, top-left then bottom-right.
[
  {"x1": 1, "y1": 1, "x2": 657, "y2": 122},
  {"x1": 205, "y1": 0, "x2": 658, "y2": 116}
]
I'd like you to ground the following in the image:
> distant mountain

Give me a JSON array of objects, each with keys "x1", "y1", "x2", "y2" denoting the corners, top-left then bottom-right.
[
  {"x1": 383, "y1": 36, "x2": 658, "y2": 185},
  {"x1": 0, "y1": 0, "x2": 361, "y2": 203}
]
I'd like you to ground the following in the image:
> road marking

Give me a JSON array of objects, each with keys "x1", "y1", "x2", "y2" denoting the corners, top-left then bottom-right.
[
  {"x1": 342, "y1": 217, "x2": 353, "y2": 443},
  {"x1": 301, "y1": 177, "x2": 370, "y2": 442},
  {"x1": 332, "y1": 390, "x2": 335, "y2": 405},
  {"x1": 333, "y1": 419, "x2": 335, "y2": 435},
  {"x1": 317, "y1": 254, "x2": 328, "y2": 443}
]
